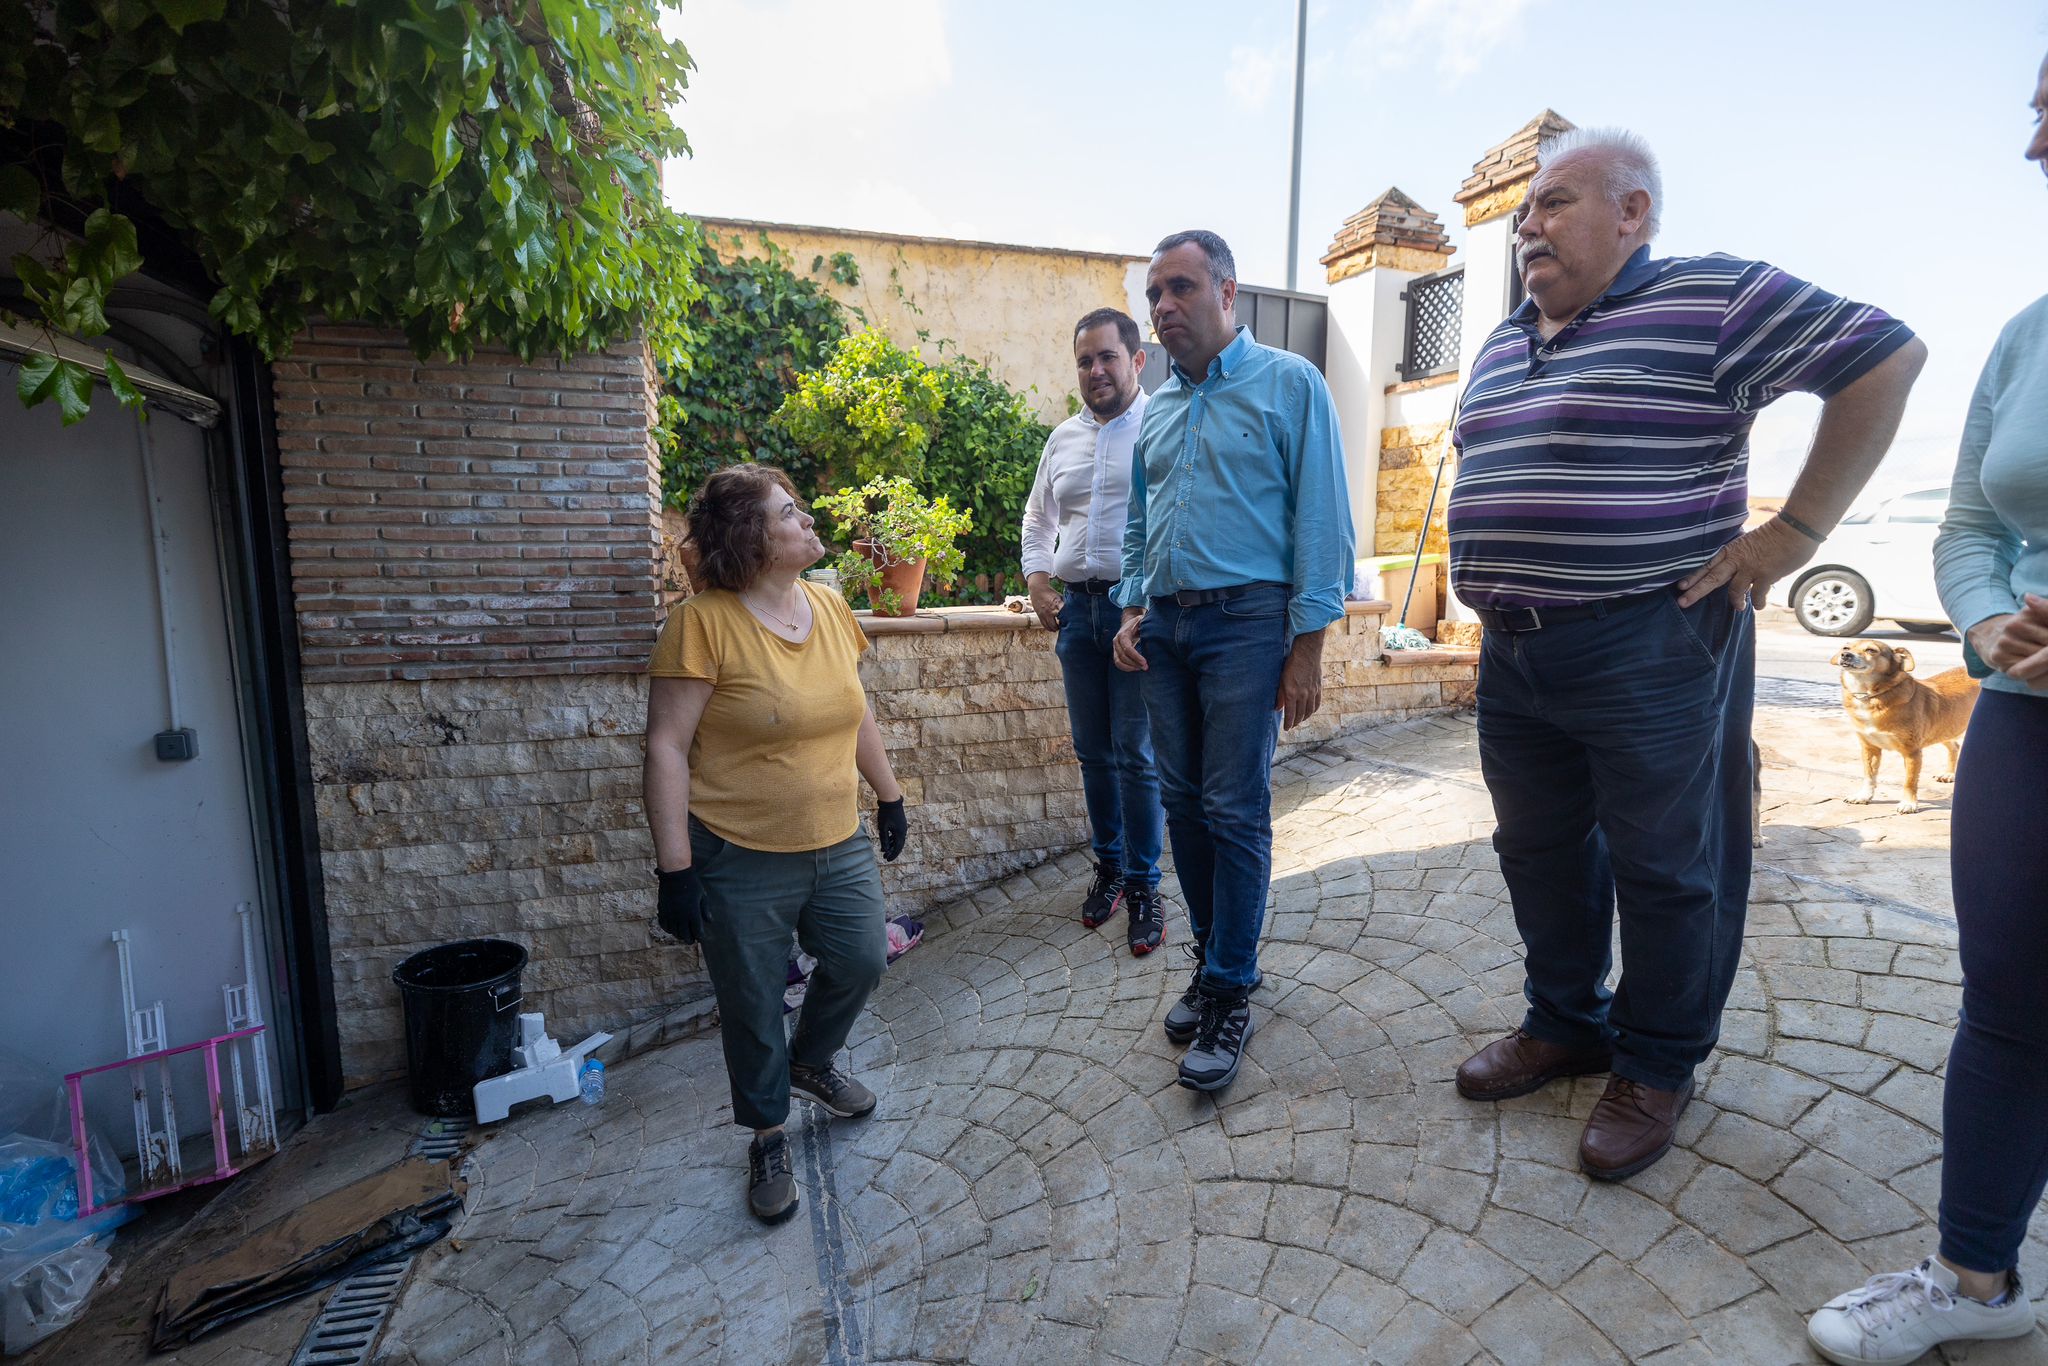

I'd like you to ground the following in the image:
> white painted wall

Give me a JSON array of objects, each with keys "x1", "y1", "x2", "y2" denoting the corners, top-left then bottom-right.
[
  {"x1": 1458, "y1": 214, "x2": 1519, "y2": 377},
  {"x1": 1439, "y1": 212, "x2": 1523, "y2": 622},
  {"x1": 0, "y1": 358, "x2": 280, "y2": 1161},
  {"x1": 1383, "y1": 379, "x2": 1459, "y2": 431},
  {"x1": 1324, "y1": 262, "x2": 1447, "y2": 570}
]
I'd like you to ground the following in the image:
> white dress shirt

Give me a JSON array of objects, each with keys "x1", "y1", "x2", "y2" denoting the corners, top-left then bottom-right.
[{"x1": 1020, "y1": 390, "x2": 1147, "y2": 585}]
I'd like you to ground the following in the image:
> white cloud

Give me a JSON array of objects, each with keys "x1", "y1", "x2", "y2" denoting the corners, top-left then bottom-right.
[
  {"x1": 1345, "y1": 0, "x2": 1543, "y2": 81},
  {"x1": 1225, "y1": 43, "x2": 1284, "y2": 111}
]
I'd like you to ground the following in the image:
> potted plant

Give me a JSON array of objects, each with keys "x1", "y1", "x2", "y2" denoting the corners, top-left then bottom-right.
[{"x1": 813, "y1": 476, "x2": 972, "y2": 617}]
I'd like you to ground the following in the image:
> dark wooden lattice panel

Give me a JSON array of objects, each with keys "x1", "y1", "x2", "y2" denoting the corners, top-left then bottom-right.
[{"x1": 1400, "y1": 269, "x2": 1464, "y2": 381}]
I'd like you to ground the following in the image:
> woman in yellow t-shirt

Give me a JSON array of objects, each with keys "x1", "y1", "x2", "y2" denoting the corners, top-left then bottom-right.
[{"x1": 643, "y1": 463, "x2": 908, "y2": 1226}]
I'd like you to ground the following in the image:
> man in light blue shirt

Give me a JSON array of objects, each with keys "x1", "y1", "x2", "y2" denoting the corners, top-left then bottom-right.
[{"x1": 1112, "y1": 229, "x2": 1354, "y2": 1093}]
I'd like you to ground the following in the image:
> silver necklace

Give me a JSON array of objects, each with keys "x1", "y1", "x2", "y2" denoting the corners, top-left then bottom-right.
[{"x1": 743, "y1": 588, "x2": 804, "y2": 632}]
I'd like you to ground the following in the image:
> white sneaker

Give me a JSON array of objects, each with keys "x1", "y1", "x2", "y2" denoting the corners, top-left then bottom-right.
[{"x1": 1807, "y1": 1258, "x2": 2037, "y2": 1365}]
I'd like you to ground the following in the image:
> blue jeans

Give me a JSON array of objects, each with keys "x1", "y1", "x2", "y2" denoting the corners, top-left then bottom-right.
[
  {"x1": 1057, "y1": 587, "x2": 1163, "y2": 887},
  {"x1": 1940, "y1": 689, "x2": 2048, "y2": 1274},
  {"x1": 1138, "y1": 584, "x2": 1291, "y2": 993},
  {"x1": 1475, "y1": 589, "x2": 1754, "y2": 1091}
]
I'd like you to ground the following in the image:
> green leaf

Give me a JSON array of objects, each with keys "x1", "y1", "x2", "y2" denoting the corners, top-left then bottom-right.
[
  {"x1": 55, "y1": 277, "x2": 110, "y2": 337},
  {"x1": 156, "y1": 0, "x2": 228, "y2": 33},
  {"x1": 103, "y1": 353, "x2": 146, "y2": 411},
  {"x1": 17, "y1": 351, "x2": 96, "y2": 425},
  {"x1": 0, "y1": 166, "x2": 39, "y2": 220},
  {"x1": 16, "y1": 349, "x2": 57, "y2": 407},
  {"x1": 76, "y1": 104, "x2": 122, "y2": 154},
  {"x1": 51, "y1": 357, "x2": 91, "y2": 424},
  {"x1": 79, "y1": 210, "x2": 142, "y2": 288}
]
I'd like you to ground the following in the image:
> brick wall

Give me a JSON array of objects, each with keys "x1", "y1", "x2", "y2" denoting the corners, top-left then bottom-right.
[{"x1": 273, "y1": 325, "x2": 663, "y2": 683}]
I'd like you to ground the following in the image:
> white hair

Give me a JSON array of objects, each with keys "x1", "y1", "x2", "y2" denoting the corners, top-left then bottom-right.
[{"x1": 1536, "y1": 126, "x2": 1662, "y2": 241}]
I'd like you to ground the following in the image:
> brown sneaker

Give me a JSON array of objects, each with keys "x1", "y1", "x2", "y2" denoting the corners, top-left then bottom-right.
[
  {"x1": 1579, "y1": 1075, "x2": 1693, "y2": 1181},
  {"x1": 1454, "y1": 1029, "x2": 1613, "y2": 1101}
]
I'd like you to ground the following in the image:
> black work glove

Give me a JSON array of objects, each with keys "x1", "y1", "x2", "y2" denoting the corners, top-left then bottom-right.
[
  {"x1": 655, "y1": 865, "x2": 706, "y2": 944},
  {"x1": 875, "y1": 798, "x2": 908, "y2": 862}
]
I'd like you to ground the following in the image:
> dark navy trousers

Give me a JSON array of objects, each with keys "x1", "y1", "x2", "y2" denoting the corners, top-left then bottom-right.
[
  {"x1": 1940, "y1": 687, "x2": 2048, "y2": 1274},
  {"x1": 1475, "y1": 589, "x2": 1755, "y2": 1091}
]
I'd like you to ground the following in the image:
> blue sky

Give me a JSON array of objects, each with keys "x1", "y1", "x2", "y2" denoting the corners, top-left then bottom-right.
[{"x1": 665, "y1": 0, "x2": 2048, "y2": 497}]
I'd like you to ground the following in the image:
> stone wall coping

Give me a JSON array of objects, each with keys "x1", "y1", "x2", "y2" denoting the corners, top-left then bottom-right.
[
  {"x1": 856, "y1": 598, "x2": 1395, "y2": 636},
  {"x1": 1385, "y1": 373, "x2": 1460, "y2": 396},
  {"x1": 1381, "y1": 647, "x2": 1480, "y2": 667}
]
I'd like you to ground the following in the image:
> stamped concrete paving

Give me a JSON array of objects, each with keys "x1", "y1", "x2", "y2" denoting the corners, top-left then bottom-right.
[{"x1": 373, "y1": 706, "x2": 2048, "y2": 1365}]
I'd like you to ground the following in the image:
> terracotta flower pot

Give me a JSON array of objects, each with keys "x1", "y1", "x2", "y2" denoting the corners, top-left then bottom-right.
[{"x1": 853, "y1": 541, "x2": 926, "y2": 617}]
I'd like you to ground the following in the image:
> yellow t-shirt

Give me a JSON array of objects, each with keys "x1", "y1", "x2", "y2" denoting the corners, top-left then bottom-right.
[{"x1": 647, "y1": 581, "x2": 871, "y2": 852}]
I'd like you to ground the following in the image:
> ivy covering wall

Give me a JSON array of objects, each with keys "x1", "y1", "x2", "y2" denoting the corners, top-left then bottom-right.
[{"x1": 2, "y1": 0, "x2": 699, "y2": 422}]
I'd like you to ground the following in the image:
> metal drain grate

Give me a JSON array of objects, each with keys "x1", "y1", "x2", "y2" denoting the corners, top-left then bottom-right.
[
  {"x1": 288, "y1": 1260, "x2": 409, "y2": 1366},
  {"x1": 409, "y1": 1115, "x2": 471, "y2": 1163},
  {"x1": 289, "y1": 1114, "x2": 473, "y2": 1365}
]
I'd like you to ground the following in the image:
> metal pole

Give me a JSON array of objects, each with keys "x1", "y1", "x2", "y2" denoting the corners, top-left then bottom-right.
[{"x1": 1284, "y1": 0, "x2": 1308, "y2": 291}]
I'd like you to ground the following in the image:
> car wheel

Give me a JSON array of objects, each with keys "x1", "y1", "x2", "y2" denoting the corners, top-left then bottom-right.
[
  {"x1": 1793, "y1": 570, "x2": 1875, "y2": 637},
  {"x1": 1893, "y1": 620, "x2": 1950, "y2": 635}
]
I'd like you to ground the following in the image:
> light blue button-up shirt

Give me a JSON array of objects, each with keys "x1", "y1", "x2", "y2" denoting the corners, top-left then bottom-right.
[{"x1": 1116, "y1": 326, "x2": 1353, "y2": 636}]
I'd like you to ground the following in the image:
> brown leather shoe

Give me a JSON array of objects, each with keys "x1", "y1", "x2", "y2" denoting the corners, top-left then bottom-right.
[
  {"x1": 1454, "y1": 1029, "x2": 1613, "y2": 1102},
  {"x1": 1579, "y1": 1075, "x2": 1694, "y2": 1180}
]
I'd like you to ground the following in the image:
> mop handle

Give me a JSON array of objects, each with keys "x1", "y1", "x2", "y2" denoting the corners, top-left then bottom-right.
[{"x1": 1397, "y1": 386, "x2": 1463, "y2": 629}]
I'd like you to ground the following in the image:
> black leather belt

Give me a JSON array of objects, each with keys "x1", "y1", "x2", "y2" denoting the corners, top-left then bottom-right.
[
  {"x1": 1156, "y1": 580, "x2": 1291, "y2": 608},
  {"x1": 1471, "y1": 588, "x2": 1668, "y2": 633},
  {"x1": 1066, "y1": 578, "x2": 1118, "y2": 596}
]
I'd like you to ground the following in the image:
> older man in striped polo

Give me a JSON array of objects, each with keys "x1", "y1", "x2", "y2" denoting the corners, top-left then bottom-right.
[{"x1": 1447, "y1": 128, "x2": 1927, "y2": 1179}]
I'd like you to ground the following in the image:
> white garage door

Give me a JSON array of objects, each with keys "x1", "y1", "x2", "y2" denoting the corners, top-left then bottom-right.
[{"x1": 0, "y1": 364, "x2": 286, "y2": 1167}]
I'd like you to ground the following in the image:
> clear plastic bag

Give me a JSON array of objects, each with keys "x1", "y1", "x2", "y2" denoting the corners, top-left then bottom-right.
[
  {"x1": 0, "y1": 1048, "x2": 134, "y2": 1354},
  {"x1": 1, "y1": 1234, "x2": 113, "y2": 1355},
  {"x1": 0, "y1": 1047, "x2": 121, "y2": 1218}
]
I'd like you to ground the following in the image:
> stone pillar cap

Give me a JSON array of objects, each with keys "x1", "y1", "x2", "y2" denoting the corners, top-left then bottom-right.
[
  {"x1": 1454, "y1": 109, "x2": 1576, "y2": 224},
  {"x1": 1320, "y1": 188, "x2": 1455, "y2": 284}
]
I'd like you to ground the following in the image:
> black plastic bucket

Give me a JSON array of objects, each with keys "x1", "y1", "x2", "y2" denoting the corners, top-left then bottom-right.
[{"x1": 391, "y1": 938, "x2": 528, "y2": 1117}]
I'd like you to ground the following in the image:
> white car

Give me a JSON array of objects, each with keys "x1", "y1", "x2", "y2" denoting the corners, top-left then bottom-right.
[{"x1": 1772, "y1": 487, "x2": 1953, "y2": 637}]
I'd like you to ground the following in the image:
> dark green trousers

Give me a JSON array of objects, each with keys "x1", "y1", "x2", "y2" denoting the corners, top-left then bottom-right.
[{"x1": 691, "y1": 817, "x2": 887, "y2": 1130}]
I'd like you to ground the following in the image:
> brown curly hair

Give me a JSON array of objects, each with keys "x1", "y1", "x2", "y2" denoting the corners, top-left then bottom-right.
[{"x1": 685, "y1": 463, "x2": 801, "y2": 592}]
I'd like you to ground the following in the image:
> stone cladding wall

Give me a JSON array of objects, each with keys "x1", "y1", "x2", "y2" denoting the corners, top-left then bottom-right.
[
  {"x1": 1375, "y1": 420, "x2": 1456, "y2": 558},
  {"x1": 855, "y1": 602, "x2": 1478, "y2": 909},
  {"x1": 306, "y1": 598, "x2": 1476, "y2": 1087},
  {"x1": 306, "y1": 673, "x2": 693, "y2": 1088}
]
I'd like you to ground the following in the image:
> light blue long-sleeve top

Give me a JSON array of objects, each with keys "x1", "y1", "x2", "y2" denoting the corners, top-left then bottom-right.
[
  {"x1": 1934, "y1": 293, "x2": 2048, "y2": 698},
  {"x1": 1114, "y1": 326, "x2": 1354, "y2": 636}
]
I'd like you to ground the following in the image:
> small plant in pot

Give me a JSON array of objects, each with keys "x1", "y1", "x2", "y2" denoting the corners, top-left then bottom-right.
[{"x1": 813, "y1": 476, "x2": 972, "y2": 617}]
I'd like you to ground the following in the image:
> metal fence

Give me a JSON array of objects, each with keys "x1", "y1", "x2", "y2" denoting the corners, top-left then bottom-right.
[{"x1": 1399, "y1": 267, "x2": 1464, "y2": 382}]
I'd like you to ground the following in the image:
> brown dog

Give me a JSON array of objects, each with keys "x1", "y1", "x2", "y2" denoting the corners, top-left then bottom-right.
[{"x1": 1836, "y1": 640, "x2": 1979, "y2": 813}]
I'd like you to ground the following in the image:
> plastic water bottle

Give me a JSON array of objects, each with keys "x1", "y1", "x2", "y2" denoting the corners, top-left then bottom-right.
[{"x1": 578, "y1": 1058, "x2": 605, "y2": 1106}]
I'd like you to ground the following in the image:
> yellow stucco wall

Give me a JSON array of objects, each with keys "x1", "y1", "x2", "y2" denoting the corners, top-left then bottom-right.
[{"x1": 699, "y1": 218, "x2": 1144, "y2": 423}]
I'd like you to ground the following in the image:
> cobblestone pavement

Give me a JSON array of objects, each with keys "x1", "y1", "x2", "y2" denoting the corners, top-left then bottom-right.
[{"x1": 373, "y1": 707, "x2": 2048, "y2": 1365}]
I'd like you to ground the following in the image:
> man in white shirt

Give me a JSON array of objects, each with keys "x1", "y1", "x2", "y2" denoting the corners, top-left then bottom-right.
[{"x1": 1021, "y1": 309, "x2": 1166, "y2": 955}]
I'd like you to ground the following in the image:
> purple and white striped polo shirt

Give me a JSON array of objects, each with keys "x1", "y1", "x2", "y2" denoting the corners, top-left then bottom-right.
[{"x1": 1447, "y1": 247, "x2": 1915, "y2": 609}]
